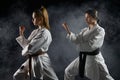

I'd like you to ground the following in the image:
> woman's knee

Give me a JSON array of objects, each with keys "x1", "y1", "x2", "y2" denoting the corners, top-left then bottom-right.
[
  {"x1": 64, "y1": 65, "x2": 78, "y2": 77},
  {"x1": 13, "y1": 71, "x2": 19, "y2": 80},
  {"x1": 13, "y1": 67, "x2": 28, "y2": 80},
  {"x1": 65, "y1": 67, "x2": 70, "y2": 75},
  {"x1": 13, "y1": 71, "x2": 28, "y2": 80}
]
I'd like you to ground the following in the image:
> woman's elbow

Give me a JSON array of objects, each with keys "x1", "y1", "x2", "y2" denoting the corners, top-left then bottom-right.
[{"x1": 21, "y1": 49, "x2": 29, "y2": 56}]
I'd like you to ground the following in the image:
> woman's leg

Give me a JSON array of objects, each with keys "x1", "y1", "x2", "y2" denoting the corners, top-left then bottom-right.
[
  {"x1": 98, "y1": 61, "x2": 114, "y2": 80},
  {"x1": 64, "y1": 57, "x2": 79, "y2": 80},
  {"x1": 41, "y1": 54, "x2": 59, "y2": 80},
  {"x1": 13, "y1": 60, "x2": 29, "y2": 80}
]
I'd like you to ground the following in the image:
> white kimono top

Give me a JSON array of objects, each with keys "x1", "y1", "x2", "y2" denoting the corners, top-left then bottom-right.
[
  {"x1": 67, "y1": 24, "x2": 105, "y2": 52},
  {"x1": 16, "y1": 27, "x2": 52, "y2": 56}
]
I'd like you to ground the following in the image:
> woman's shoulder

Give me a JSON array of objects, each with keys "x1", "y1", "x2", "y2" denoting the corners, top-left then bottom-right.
[
  {"x1": 96, "y1": 24, "x2": 105, "y2": 32},
  {"x1": 41, "y1": 28, "x2": 51, "y2": 35},
  {"x1": 95, "y1": 25, "x2": 105, "y2": 35}
]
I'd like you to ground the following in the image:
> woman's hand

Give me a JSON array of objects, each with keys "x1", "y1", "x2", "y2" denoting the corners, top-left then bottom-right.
[
  {"x1": 62, "y1": 22, "x2": 71, "y2": 35},
  {"x1": 19, "y1": 25, "x2": 25, "y2": 36}
]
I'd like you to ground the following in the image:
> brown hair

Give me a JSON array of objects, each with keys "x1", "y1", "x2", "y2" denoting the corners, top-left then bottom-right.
[
  {"x1": 33, "y1": 6, "x2": 50, "y2": 30},
  {"x1": 85, "y1": 9, "x2": 99, "y2": 23}
]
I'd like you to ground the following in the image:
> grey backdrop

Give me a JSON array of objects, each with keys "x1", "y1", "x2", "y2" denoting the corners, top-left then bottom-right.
[{"x1": 0, "y1": 0, "x2": 120, "y2": 80}]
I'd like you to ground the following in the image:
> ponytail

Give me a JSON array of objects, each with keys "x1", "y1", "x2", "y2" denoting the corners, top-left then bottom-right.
[{"x1": 40, "y1": 6, "x2": 50, "y2": 30}]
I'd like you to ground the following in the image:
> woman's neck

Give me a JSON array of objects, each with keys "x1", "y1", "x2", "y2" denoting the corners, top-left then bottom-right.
[
  {"x1": 38, "y1": 26, "x2": 42, "y2": 29},
  {"x1": 88, "y1": 21, "x2": 97, "y2": 29}
]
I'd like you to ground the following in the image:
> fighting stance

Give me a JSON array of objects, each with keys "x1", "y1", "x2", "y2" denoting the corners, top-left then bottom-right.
[
  {"x1": 62, "y1": 9, "x2": 114, "y2": 80},
  {"x1": 13, "y1": 7, "x2": 58, "y2": 80}
]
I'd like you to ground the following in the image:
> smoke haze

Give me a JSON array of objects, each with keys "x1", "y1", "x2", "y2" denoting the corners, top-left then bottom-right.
[{"x1": 0, "y1": 0, "x2": 120, "y2": 80}]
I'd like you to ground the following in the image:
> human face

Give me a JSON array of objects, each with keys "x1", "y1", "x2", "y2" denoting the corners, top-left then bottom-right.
[
  {"x1": 32, "y1": 12, "x2": 43, "y2": 26},
  {"x1": 85, "y1": 13, "x2": 95, "y2": 24}
]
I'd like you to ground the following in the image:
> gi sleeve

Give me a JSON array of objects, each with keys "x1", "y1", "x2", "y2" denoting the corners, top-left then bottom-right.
[
  {"x1": 66, "y1": 28, "x2": 87, "y2": 44},
  {"x1": 22, "y1": 30, "x2": 48, "y2": 56},
  {"x1": 16, "y1": 35, "x2": 29, "y2": 49},
  {"x1": 16, "y1": 30, "x2": 36, "y2": 49}
]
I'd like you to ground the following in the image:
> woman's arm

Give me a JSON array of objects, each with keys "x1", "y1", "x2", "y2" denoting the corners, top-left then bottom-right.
[
  {"x1": 22, "y1": 29, "x2": 50, "y2": 56},
  {"x1": 16, "y1": 26, "x2": 29, "y2": 48},
  {"x1": 62, "y1": 22, "x2": 84, "y2": 44},
  {"x1": 62, "y1": 23, "x2": 71, "y2": 35}
]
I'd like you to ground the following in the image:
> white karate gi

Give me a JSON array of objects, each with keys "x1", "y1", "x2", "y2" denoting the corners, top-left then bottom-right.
[
  {"x1": 64, "y1": 24, "x2": 114, "y2": 80},
  {"x1": 13, "y1": 27, "x2": 58, "y2": 80}
]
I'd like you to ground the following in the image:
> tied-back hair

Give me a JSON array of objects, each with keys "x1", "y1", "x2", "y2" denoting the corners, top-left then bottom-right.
[
  {"x1": 34, "y1": 6, "x2": 50, "y2": 30},
  {"x1": 85, "y1": 9, "x2": 99, "y2": 23}
]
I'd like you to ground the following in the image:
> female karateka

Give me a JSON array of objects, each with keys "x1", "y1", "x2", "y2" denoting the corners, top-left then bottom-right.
[
  {"x1": 62, "y1": 9, "x2": 114, "y2": 80},
  {"x1": 13, "y1": 7, "x2": 59, "y2": 80}
]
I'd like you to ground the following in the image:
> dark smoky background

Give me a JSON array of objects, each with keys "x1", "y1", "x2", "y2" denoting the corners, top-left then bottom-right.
[{"x1": 0, "y1": 0, "x2": 120, "y2": 80}]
